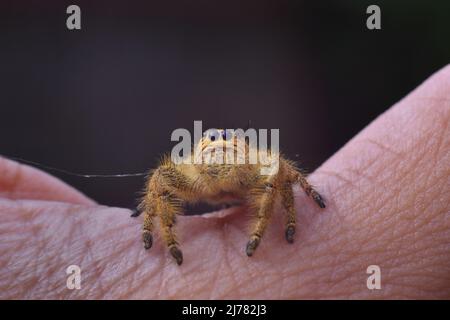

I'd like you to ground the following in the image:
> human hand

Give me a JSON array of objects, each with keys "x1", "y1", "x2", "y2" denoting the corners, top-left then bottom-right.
[{"x1": 1, "y1": 65, "x2": 449, "y2": 299}]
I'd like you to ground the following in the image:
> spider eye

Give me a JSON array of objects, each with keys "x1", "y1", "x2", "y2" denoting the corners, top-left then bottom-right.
[
  {"x1": 222, "y1": 130, "x2": 233, "y2": 140},
  {"x1": 205, "y1": 129, "x2": 220, "y2": 142}
]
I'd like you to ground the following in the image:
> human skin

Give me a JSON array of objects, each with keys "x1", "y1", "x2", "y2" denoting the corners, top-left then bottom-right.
[{"x1": 0, "y1": 65, "x2": 449, "y2": 300}]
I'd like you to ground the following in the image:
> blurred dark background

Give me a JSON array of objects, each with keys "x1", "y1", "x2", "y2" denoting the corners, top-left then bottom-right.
[{"x1": 1, "y1": 0, "x2": 449, "y2": 208}]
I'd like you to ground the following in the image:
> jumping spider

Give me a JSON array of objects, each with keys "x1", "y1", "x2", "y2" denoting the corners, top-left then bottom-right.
[{"x1": 132, "y1": 129, "x2": 325, "y2": 265}]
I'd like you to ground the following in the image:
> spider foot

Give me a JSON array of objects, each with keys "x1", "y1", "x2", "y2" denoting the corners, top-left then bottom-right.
[
  {"x1": 312, "y1": 192, "x2": 326, "y2": 208},
  {"x1": 246, "y1": 236, "x2": 261, "y2": 257},
  {"x1": 285, "y1": 225, "x2": 295, "y2": 243},
  {"x1": 169, "y1": 245, "x2": 183, "y2": 265},
  {"x1": 143, "y1": 230, "x2": 153, "y2": 250},
  {"x1": 131, "y1": 208, "x2": 142, "y2": 217}
]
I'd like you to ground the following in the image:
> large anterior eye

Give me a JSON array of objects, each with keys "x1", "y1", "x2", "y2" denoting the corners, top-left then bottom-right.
[
  {"x1": 222, "y1": 130, "x2": 233, "y2": 140},
  {"x1": 205, "y1": 129, "x2": 219, "y2": 141}
]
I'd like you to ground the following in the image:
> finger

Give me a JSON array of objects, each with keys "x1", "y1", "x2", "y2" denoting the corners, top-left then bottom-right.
[{"x1": 0, "y1": 156, "x2": 95, "y2": 205}]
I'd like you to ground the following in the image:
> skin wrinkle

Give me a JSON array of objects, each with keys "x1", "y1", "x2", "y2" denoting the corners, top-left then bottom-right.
[
  {"x1": 207, "y1": 251, "x2": 224, "y2": 299},
  {"x1": 220, "y1": 265, "x2": 239, "y2": 298},
  {"x1": 370, "y1": 189, "x2": 440, "y2": 266},
  {"x1": 388, "y1": 278, "x2": 442, "y2": 297},
  {"x1": 176, "y1": 256, "x2": 207, "y2": 298},
  {"x1": 382, "y1": 230, "x2": 442, "y2": 298},
  {"x1": 83, "y1": 249, "x2": 109, "y2": 299},
  {"x1": 173, "y1": 259, "x2": 200, "y2": 293},
  {"x1": 412, "y1": 135, "x2": 441, "y2": 187},
  {"x1": 208, "y1": 224, "x2": 237, "y2": 299},
  {"x1": 32, "y1": 235, "x2": 59, "y2": 297},
  {"x1": 384, "y1": 241, "x2": 429, "y2": 279},
  {"x1": 100, "y1": 260, "x2": 132, "y2": 299},
  {"x1": 67, "y1": 211, "x2": 98, "y2": 293},
  {"x1": 217, "y1": 250, "x2": 245, "y2": 299},
  {"x1": 0, "y1": 215, "x2": 28, "y2": 268},
  {"x1": 95, "y1": 218, "x2": 147, "y2": 299},
  {"x1": 31, "y1": 204, "x2": 72, "y2": 298},
  {"x1": 10, "y1": 204, "x2": 50, "y2": 294},
  {"x1": 431, "y1": 123, "x2": 449, "y2": 172},
  {"x1": 153, "y1": 255, "x2": 168, "y2": 298},
  {"x1": 90, "y1": 224, "x2": 143, "y2": 299},
  {"x1": 222, "y1": 214, "x2": 279, "y2": 298},
  {"x1": 123, "y1": 250, "x2": 159, "y2": 299},
  {"x1": 222, "y1": 221, "x2": 250, "y2": 298},
  {"x1": 347, "y1": 144, "x2": 419, "y2": 233},
  {"x1": 122, "y1": 244, "x2": 156, "y2": 299}
]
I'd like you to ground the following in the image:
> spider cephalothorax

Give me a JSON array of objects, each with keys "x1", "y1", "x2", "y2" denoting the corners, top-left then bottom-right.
[{"x1": 133, "y1": 129, "x2": 325, "y2": 265}]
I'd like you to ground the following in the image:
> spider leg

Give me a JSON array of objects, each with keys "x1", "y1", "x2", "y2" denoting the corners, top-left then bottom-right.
[
  {"x1": 294, "y1": 171, "x2": 326, "y2": 208},
  {"x1": 142, "y1": 207, "x2": 155, "y2": 250},
  {"x1": 280, "y1": 181, "x2": 296, "y2": 243},
  {"x1": 130, "y1": 208, "x2": 142, "y2": 217},
  {"x1": 155, "y1": 192, "x2": 183, "y2": 265},
  {"x1": 138, "y1": 191, "x2": 156, "y2": 250},
  {"x1": 246, "y1": 181, "x2": 278, "y2": 257},
  {"x1": 140, "y1": 164, "x2": 194, "y2": 265}
]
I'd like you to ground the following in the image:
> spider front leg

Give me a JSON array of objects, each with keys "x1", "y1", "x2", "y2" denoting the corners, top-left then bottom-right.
[
  {"x1": 142, "y1": 203, "x2": 155, "y2": 250},
  {"x1": 140, "y1": 165, "x2": 192, "y2": 265},
  {"x1": 281, "y1": 181, "x2": 296, "y2": 243},
  {"x1": 296, "y1": 172, "x2": 326, "y2": 208},
  {"x1": 246, "y1": 181, "x2": 278, "y2": 257},
  {"x1": 154, "y1": 191, "x2": 183, "y2": 265}
]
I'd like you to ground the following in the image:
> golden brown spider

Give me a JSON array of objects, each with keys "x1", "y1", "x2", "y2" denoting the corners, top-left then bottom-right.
[{"x1": 133, "y1": 128, "x2": 325, "y2": 265}]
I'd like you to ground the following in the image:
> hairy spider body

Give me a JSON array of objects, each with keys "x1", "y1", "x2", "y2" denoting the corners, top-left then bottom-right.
[{"x1": 135, "y1": 129, "x2": 325, "y2": 265}]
